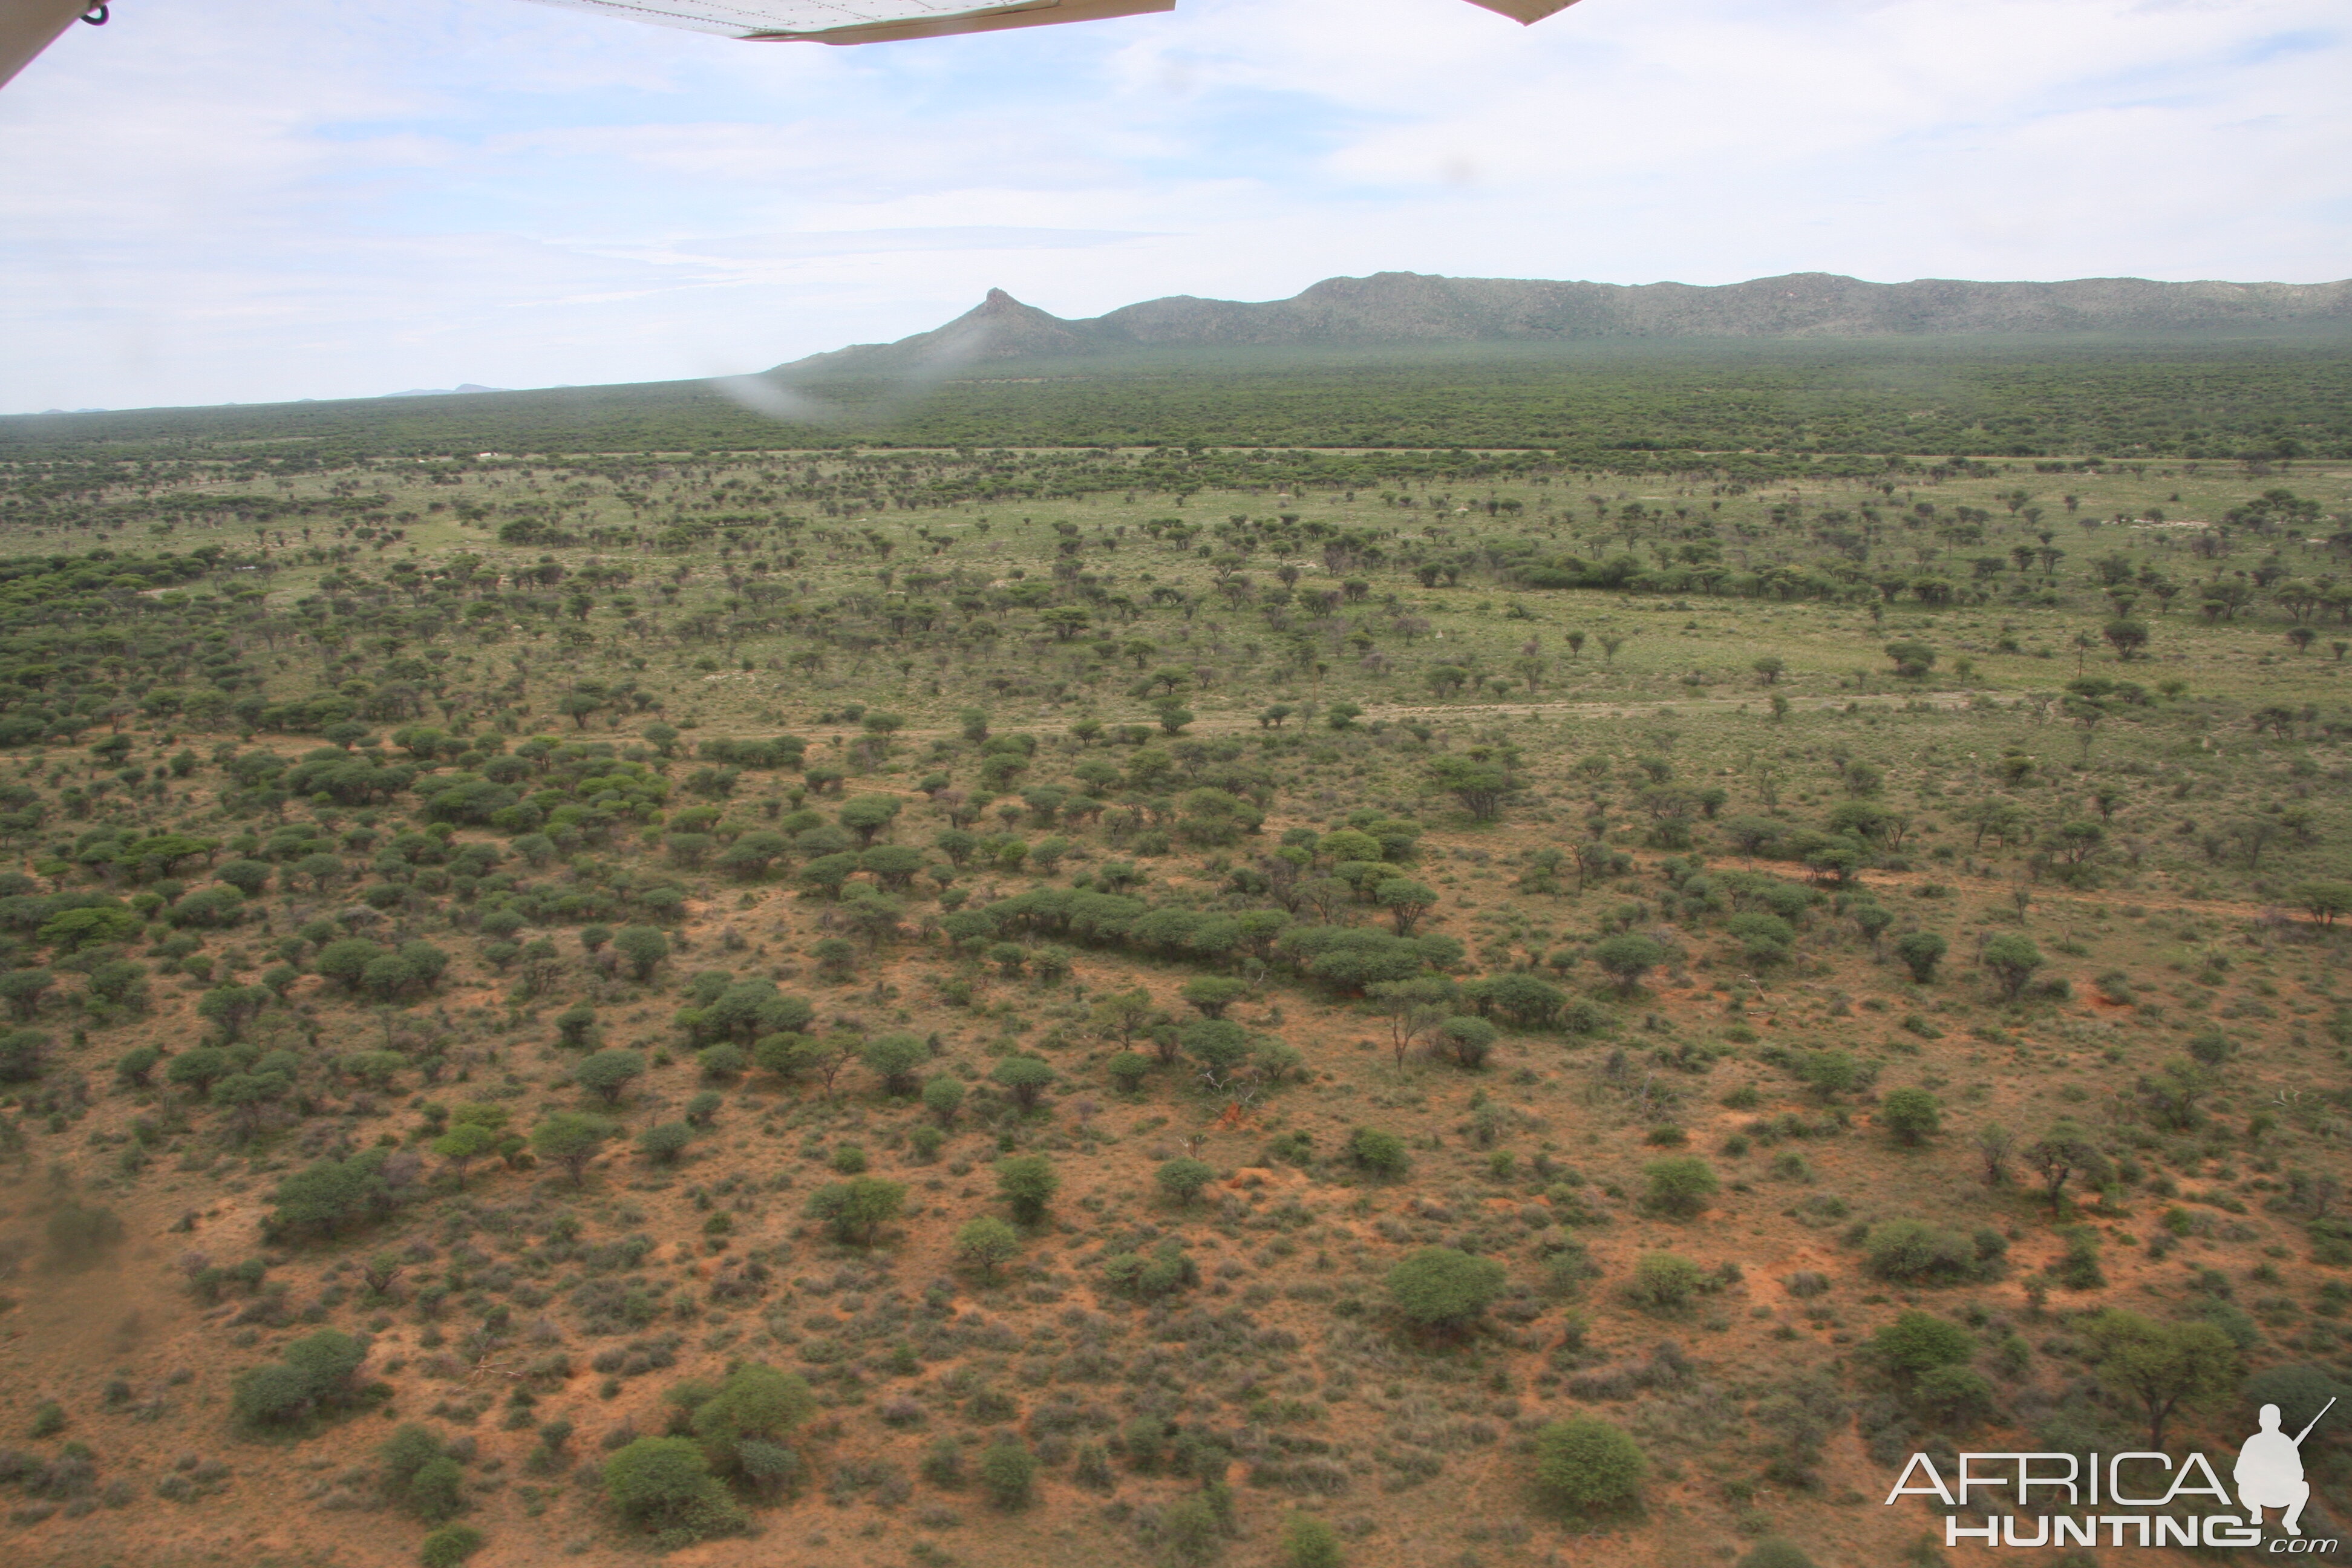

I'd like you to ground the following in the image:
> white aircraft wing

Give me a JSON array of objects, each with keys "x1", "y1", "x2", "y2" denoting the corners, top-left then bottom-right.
[
  {"x1": 1, "y1": 0, "x2": 1579, "y2": 90},
  {"x1": 518, "y1": 0, "x2": 1576, "y2": 44}
]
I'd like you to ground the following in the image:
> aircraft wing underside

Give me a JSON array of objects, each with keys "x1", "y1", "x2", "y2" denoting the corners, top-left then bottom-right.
[{"x1": 517, "y1": 0, "x2": 1579, "y2": 45}]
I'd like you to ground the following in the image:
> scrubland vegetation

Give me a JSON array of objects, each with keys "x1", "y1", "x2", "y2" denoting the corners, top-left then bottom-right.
[{"x1": 0, "y1": 362, "x2": 2348, "y2": 1567}]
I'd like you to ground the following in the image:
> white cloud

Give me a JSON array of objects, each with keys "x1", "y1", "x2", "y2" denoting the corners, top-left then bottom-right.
[{"x1": 0, "y1": 0, "x2": 2344, "y2": 410}]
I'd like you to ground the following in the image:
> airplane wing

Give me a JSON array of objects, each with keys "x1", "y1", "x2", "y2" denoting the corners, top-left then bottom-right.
[
  {"x1": 2, "y1": 0, "x2": 100, "y2": 90},
  {"x1": 518, "y1": 0, "x2": 1577, "y2": 45},
  {"x1": 2, "y1": 0, "x2": 1579, "y2": 90}
]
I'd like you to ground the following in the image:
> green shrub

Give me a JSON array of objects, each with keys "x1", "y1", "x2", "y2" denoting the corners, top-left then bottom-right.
[
  {"x1": 1531, "y1": 1416, "x2": 1647, "y2": 1513},
  {"x1": 995, "y1": 1155, "x2": 1059, "y2": 1225},
  {"x1": 954, "y1": 1216, "x2": 1022, "y2": 1281},
  {"x1": 921, "y1": 1074, "x2": 964, "y2": 1125},
  {"x1": 1439, "y1": 1014, "x2": 1498, "y2": 1068},
  {"x1": 990, "y1": 1056, "x2": 1055, "y2": 1109},
  {"x1": 1592, "y1": 934, "x2": 1664, "y2": 996},
  {"x1": 978, "y1": 1440, "x2": 1036, "y2": 1509},
  {"x1": 1102, "y1": 1240, "x2": 1198, "y2": 1299},
  {"x1": 2050, "y1": 1225, "x2": 2105, "y2": 1290},
  {"x1": 380, "y1": 1423, "x2": 445, "y2": 1491},
  {"x1": 1155, "y1": 1157, "x2": 1217, "y2": 1206},
  {"x1": 1385, "y1": 1247, "x2": 1506, "y2": 1333},
  {"x1": 409, "y1": 1456, "x2": 466, "y2": 1523},
  {"x1": 1158, "y1": 1493, "x2": 1224, "y2": 1564},
  {"x1": 1625, "y1": 1253, "x2": 1706, "y2": 1313},
  {"x1": 1873, "y1": 1310, "x2": 1974, "y2": 1377},
  {"x1": 419, "y1": 1525, "x2": 484, "y2": 1568},
  {"x1": 692, "y1": 1362, "x2": 815, "y2": 1481},
  {"x1": 231, "y1": 1328, "x2": 368, "y2": 1428},
  {"x1": 636, "y1": 1122, "x2": 693, "y2": 1165},
  {"x1": 803, "y1": 1177, "x2": 906, "y2": 1245},
  {"x1": 1892, "y1": 931, "x2": 1947, "y2": 984},
  {"x1": 1913, "y1": 1365, "x2": 1998, "y2": 1429},
  {"x1": 1878, "y1": 1088, "x2": 1941, "y2": 1145},
  {"x1": 573, "y1": 1049, "x2": 644, "y2": 1105},
  {"x1": 1282, "y1": 1512, "x2": 1344, "y2": 1568},
  {"x1": 1641, "y1": 1157, "x2": 1719, "y2": 1218},
  {"x1": 1736, "y1": 1540, "x2": 1818, "y2": 1568},
  {"x1": 1863, "y1": 1218, "x2": 2002, "y2": 1284},
  {"x1": 860, "y1": 1032, "x2": 928, "y2": 1097},
  {"x1": 1347, "y1": 1126, "x2": 1408, "y2": 1180},
  {"x1": 603, "y1": 1437, "x2": 744, "y2": 1543}
]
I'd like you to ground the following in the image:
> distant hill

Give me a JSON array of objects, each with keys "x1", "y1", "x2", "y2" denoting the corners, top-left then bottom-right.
[
  {"x1": 384, "y1": 384, "x2": 508, "y2": 398},
  {"x1": 776, "y1": 271, "x2": 2352, "y2": 375}
]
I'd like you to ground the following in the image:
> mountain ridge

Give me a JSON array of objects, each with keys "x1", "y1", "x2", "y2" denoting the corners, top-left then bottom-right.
[{"x1": 774, "y1": 270, "x2": 2352, "y2": 376}]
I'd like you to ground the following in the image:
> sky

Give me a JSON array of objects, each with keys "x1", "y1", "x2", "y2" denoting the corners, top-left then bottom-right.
[{"x1": 1, "y1": 0, "x2": 2346, "y2": 413}]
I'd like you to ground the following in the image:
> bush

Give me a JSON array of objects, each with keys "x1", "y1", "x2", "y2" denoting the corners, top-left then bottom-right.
[
  {"x1": 1282, "y1": 1512, "x2": 1344, "y2": 1568},
  {"x1": 920, "y1": 1075, "x2": 964, "y2": 1125},
  {"x1": 231, "y1": 1328, "x2": 368, "y2": 1428},
  {"x1": 990, "y1": 1056, "x2": 1055, "y2": 1111},
  {"x1": 1158, "y1": 1493, "x2": 1224, "y2": 1564},
  {"x1": 636, "y1": 1122, "x2": 693, "y2": 1165},
  {"x1": 1591, "y1": 933, "x2": 1665, "y2": 995},
  {"x1": 1863, "y1": 1219, "x2": 2002, "y2": 1285},
  {"x1": 1180, "y1": 975, "x2": 1247, "y2": 1018},
  {"x1": 1736, "y1": 1541, "x2": 1818, "y2": 1568},
  {"x1": 861, "y1": 1032, "x2": 928, "y2": 1097},
  {"x1": 573, "y1": 1050, "x2": 644, "y2": 1106},
  {"x1": 1641, "y1": 1157, "x2": 1718, "y2": 1218},
  {"x1": 1625, "y1": 1253, "x2": 1706, "y2": 1313},
  {"x1": 1794, "y1": 1050, "x2": 1864, "y2": 1099},
  {"x1": 1913, "y1": 1365, "x2": 1998, "y2": 1429},
  {"x1": 603, "y1": 1437, "x2": 744, "y2": 1542},
  {"x1": 1531, "y1": 1416, "x2": 1647, "y2": 1513},
  {"x1": 1106, "y1": 1053, "x2": 1151, "y2": 1094},
  {"x1": 978, "y1": 1440, "x2": 1036, "y2": 1509},
  {"x1": 1981, "y1": 933, "x2": 2044, "y2": 1000},
  {"x1": 804, "y1": 1177, "x2": 906, "y2": 1246},
  {"x1": 1102, "y1": 1240, "x2": 1198, "y2": 1299},
  {"x1": 380, "y1": 1424, "x2": 445, "y2": 1492},
  {"x1": 409, "y1": 1457, "x2": 466, "y2": 1523},
  {"x1": 419, "y1": 1525, "x2": 485, "y2": 1568},
  {"x1": 1347, "y1": 1126, "x2": 1408, "y2": 1180},
  {"x1": 1873, "y1": 1310, "x2": 1973, "y2": 1377},
  {"x1": 692, "y1": 1363, "x2": 815, "y2": 1481},
  {"x1": 995, "y1": 1155, "x2": 1059, "y2": 1225},
  {"x1": 1892, "y1": 930, "x2": 1947, "y2": 984},
  {"x1": 1439, "y1": 1014, "x2": 1498, "y2": 1068},
  {"x1": 1878, "y1": 1088, "x2": 1941, "y2": 1145},
  {"x1": 954, "y1": 1217, "x2": 1022, "y2": 1281},
  {"x1": 1385, "y1": 1247, "x2": 1507, "y2": 1333},
  {"x1": 529, "y1": 1111, "x2": 613, "y2": 1187},
  {"x1": 1155, "y1": 1157, "x2": 1217, "y2": 1206}
]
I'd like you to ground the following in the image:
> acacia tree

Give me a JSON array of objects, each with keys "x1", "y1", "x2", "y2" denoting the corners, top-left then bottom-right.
[
  {"x1": 2088, "y1": 1311, "x2": 2236, "y2": 1449},
  {"x1": 1368, "y1": 978, "x2": 1451, "y2": 1069},
  {"x1": 1593, "y1": 933, "x2": 1665, "y2": 996},
  {"x1": 2022, "y1": 1120, "x2": 2111, "y2": 1213},
  {"x1": 1980, "y1": 933, "x2": 2043, "y2": 1001},
  {"x1": 1430, "y1": 756, "x2": 1511, "y2": 821},
  {"x1": 531, "y1": 1112, "x2": 612, "y2": 1186}
]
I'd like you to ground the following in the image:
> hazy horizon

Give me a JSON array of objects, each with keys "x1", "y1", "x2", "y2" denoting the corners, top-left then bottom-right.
[{"x1": 3, "y1": 0, "x2": 2347, "y2": 413}]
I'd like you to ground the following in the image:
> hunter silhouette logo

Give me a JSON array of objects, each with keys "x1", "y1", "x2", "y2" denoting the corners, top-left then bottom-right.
[
  {"x1": 1886, "y1": 1399, "x2": 2340, "y2": 1550},
  {"x1": 2238, "y1": 1399, "x2": 2332, "y2": 1538}
]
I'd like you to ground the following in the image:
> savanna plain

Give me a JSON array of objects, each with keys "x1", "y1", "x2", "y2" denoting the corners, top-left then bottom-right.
[{"x1": 0, "y1": 341, "x2": 2348, "y2": 1568}]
